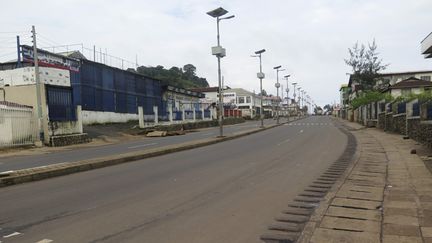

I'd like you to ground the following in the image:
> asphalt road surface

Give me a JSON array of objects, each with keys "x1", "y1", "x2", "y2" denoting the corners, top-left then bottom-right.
[
  {"x1": 0, "y1": 118, "x2": 282, "y2": 172},
  {"x1": 0, "y1": 116, "x2": 348, "y2": 243}
]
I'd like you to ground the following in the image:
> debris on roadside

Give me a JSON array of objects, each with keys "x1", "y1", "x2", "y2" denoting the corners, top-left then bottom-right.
[{"x1": 146, "y1": 131, "x2": 167, "y2": 137}]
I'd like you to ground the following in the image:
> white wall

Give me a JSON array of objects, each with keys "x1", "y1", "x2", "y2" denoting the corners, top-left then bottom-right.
[
  {"x1": 0, "y1": 105, "x2": 36, "y2": 147},
  {"x1": 82, "y1": 110, "x2": 139, "y2": 125},
  {"x1": 0, "y1": 67, "x2": 71, "y2": 87}
]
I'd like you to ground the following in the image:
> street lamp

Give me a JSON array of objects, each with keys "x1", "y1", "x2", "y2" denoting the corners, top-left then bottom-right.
[
  {"x1": 292, "y1": 82, "x2": 297, "y2": 116},
  {"x1": 207, "y1": 7, "x2": 235, "y2": 137},
  {"x1": 284, "y1": 75, "x2": 290, "y2": 120},
  {"x1": 252, "y1": 49, "x2": 266, "y2": 128},
  {"x1": 273, "y1": 65, "x2": 285, "y2": 124}
]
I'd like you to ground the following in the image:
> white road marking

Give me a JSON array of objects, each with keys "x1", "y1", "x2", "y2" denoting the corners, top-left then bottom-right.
[
  {"x1": 3, "y1": 232, "x2": 21, "y2": 238},
  {"x1": 277, "y1": 138, "x2": 291, "y2": 146},
  {"x1": 299, "y1": 130, "x2": 304, "y2": 133},
  {"x1": 127, "y1": 142, "x2": 158, "y2": 149},
  {"x1": 36, "y1": 240, "x2": 53, "y2": 243}
]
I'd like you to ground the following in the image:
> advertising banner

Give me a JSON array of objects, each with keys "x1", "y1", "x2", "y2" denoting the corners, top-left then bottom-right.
[{"x1": 21, "y1": 45, "x2": 80, "y2": 72}]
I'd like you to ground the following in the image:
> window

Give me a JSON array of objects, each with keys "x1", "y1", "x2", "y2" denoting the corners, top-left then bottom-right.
[
  {"x1": 246, "y1": 96, "x2": 251, "y2": 103},
  {"x1": 421, "y1": 76, "x2": 431, "y2": 81},
  {"x1": 238, "y1": 97, "x2": 245, "y2": 104}
]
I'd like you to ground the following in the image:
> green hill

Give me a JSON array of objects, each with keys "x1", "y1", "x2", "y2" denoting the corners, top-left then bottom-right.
[{"x1": 135, "y1": 64, "x2": 209, "y2": 88}]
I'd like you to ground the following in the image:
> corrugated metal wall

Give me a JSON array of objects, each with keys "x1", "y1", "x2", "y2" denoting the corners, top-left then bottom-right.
[{"x1": 73, "y1": 61, "x2": 164, "y2": 115}]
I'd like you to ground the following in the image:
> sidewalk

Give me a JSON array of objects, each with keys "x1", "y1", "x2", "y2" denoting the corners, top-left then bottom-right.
[{"x1": 300, "y1": 119, "x2": 432, "y2": 243}]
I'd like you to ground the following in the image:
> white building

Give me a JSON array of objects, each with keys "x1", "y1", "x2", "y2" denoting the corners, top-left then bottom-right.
[
  {"x1": 0, "y1": 66, "x2": 71, "y2": 87},
  {"x1": 384, "y1": 77, "x2": 432, "y2": 98},
  {"x1": 378, "y1": 70, "x2": 432, "y2": 85},
  {"x1": 422, "y1": 32, "x2": 432, "y2": 59},
  {"x1": 226, "y1": 88, "x2": 262, "y2": 118}
]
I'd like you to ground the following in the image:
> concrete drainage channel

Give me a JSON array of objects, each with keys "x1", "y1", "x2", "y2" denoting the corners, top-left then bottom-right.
[{"x1": 260, "y1": 121, "x2": 357, "y2": 243}]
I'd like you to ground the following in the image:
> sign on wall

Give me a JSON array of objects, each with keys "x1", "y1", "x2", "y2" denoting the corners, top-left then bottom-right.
[{"x1": 21, "y1": 45, "x2": 80, "y2": 72}]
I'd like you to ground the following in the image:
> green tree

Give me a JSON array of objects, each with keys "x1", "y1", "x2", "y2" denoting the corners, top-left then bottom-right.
[
  {"x1": 135, "y1": 64, "x2": 209, "y2": 88},
  {"x1": 345, "y1": 40, "x2": 388, "y2": 90}
]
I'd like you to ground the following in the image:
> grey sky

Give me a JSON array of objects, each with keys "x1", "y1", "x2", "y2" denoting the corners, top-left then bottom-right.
[{"x1": 1, "y1": 0, "x2": 431, "y2": 106}]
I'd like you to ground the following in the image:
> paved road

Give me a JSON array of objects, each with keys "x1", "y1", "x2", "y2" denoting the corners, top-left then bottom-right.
[
  {"x1": 0, "y1": 116, "x2": 348, "y2": 243},
  {"x1": 0, "y1": 118, "x2": 284, "y2": 172}
]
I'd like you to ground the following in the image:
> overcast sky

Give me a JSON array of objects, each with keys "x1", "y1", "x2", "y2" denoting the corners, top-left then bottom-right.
[{"x1": 1, "y1": 0, "x2": 431, "y2": 106}]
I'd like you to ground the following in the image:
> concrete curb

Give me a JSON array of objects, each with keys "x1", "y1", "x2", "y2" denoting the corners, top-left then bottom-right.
[{"x1": 0, "y1": 118, "x2": 303, "y2": 188}]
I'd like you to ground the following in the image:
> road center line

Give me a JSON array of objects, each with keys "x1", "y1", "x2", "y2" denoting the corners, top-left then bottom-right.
[
  {"x1": 36, "y1": 239, "x2": 54, "y2": 243},
  {"x1": 3, "y1": 232, "x2": 21, "y2": 238},
  {"x1": 277, "y1": 138, "x2": 291, "y2": 146},
  {"x1": 127, "y1": 143, "x2": 158, "y2": 149}
]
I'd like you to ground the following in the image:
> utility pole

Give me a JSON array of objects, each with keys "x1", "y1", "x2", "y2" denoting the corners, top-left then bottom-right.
[
  {"x1": 16, "y1": 36, "x2": 21, "y2": 68},
  {"x1": 32, "y1": 25, "x2": 44, "y2": 144}
]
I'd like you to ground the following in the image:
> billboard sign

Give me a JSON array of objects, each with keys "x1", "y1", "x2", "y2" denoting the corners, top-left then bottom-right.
[{"x1": 21, "y1": 45, "x2": 80, "y2": 72}]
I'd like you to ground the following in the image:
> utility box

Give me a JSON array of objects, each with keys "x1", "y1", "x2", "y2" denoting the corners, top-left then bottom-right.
[{"x1": 211, "y1": 46, "x2": 226, "y2": 57}]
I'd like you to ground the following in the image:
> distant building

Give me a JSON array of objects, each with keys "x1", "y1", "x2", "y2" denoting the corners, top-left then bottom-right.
[
  {"x1": 382, "y1": 77, "x2": 432, "y2": 98},
  {"x1": 378, "y1": 70, "x2": 432, "y2": 86},
  {"x1": 339, "y1": 84, "x2": 350, "y2": 119},
  {"x1": 162, "y1": 85, "x2": 204, "y2": 111},
  {"x1": 421, "y1": 32, "x2": 432, "y2": 59},
  {"x1": 227, "y1": 88, "x2": 261, "y2": 118}
]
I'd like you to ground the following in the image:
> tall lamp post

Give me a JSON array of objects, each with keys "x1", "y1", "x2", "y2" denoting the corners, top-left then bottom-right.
[
  {"x1": 284, "y1": 75, "x2": 290, "y2": 120},
  {"x1": 298, "y1": 88, "x2": 302, "y2": 115},
  {"x1": 273, "y1": 65, "x2": 285, "y2": 124},
  {"x1": 252, "y1": 49, "x2": 266, "y2": 128},
  {"x1": 292, "y1": 82, "x2": 297, "y2": 116},
  {"x1": 207, "y1": 7, "x2": 234, "y2": 137}
]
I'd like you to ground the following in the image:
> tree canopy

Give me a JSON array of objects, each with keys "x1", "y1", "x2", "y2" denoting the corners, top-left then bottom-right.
[
  {"x1": 135, "y1": 64, "x2": 209, "y2": 88},
  {"x1": 344, "y1": 40, "x2": 388, "y2": 90}
]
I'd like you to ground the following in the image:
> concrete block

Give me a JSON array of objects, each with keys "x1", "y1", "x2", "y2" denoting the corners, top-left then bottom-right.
[
  {"x1": 384, "y1": 215, "x2": 419, "y2": 226},
  {"x1": 383, "y1": 224, "x2": 421, "y2": 236},
  {"x1": 383, "y1": 235, "x2": 422, "y2": 243},
  {"x1": 326, "y1": 206, "x2": 381, "y2": 221},
  {"x1": 421, "y1": 227, "x2": 432, "y2": 237},
  {"x1": 331, "y1": 197, "x2": 382, "y2": 210},
  {"x1": 320, "y1": 216, "x2": 381, "y2": 233},
  {"x1": 310, "y1": 228, "x2": 380, "y2": 243}
]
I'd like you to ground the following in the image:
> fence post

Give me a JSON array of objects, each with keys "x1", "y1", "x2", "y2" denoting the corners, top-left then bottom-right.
[
  {"x1": 193, "y1": 109, "x2": 196, "y2": 122},
  {"x1": 138, "y1": 106, "x2": 144, "y2": 128},
  {"x1": 153, "y1": 106, "x2": 158, "y2": 125},
  {"x1": 210, "y1": 108, "x2": 214, "y2": 120},
  {"x1": 76, "y1": 105, "x2": 83, "y2": 134},
  {"x1": 182, "y1": 108, "x2": 185, "y2": 121},
  {"x1": 201, "y1": 107, "x2": 205, "y2": 120}
]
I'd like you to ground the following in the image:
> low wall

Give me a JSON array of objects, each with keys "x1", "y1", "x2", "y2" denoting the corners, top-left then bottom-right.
[
  {"x1": 392, "y1": 113, "x2": 407, "y2": 135},
  {"x1": 49, "y1": 133, "x2": 90, "y2": 147},
  {"x1": 48, "y1": 120, "x2": 82, "y2": 136},
  {"x1": 140, "y1": 117, "x2": 245, "y2": 133},
  {"x1": 82, "y1": 110, "x2": 139, "y2": 125},
  {"x1": 407, "y1": 117, "x2": 432, "y2": 148}
]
